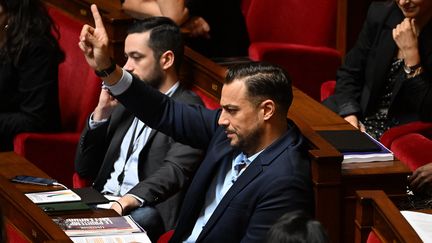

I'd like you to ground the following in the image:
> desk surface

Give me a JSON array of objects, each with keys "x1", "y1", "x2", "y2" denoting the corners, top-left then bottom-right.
[{"x1": 0, "y1": 152, "x2": 117, "y2": 242}]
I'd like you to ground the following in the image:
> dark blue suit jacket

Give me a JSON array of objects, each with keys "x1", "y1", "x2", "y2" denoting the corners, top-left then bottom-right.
[{"x1": 116, "y1": 77, "x2": 314, "y2": 243}]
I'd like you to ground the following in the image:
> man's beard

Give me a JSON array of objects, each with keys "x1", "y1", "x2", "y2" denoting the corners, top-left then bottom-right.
[
  {"x1": 143, "y1": 65, "x2": 165, "y2": 89},
  {"x1": 231, "y1": 126, "x2": 262, "y2": 154}
]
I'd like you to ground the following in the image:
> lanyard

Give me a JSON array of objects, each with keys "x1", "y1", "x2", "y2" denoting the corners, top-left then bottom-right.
[{"x1": 117, "y1": 121, "x2": 146, "y2": 186}]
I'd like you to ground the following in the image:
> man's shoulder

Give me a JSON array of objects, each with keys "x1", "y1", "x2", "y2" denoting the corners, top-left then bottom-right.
[{"x1": 173, "y1": 85, "x2": 204, "y2": 106}]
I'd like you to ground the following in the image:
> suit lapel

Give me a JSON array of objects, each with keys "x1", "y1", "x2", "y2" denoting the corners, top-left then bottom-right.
[
  {"x1": 366, "y1": 10, "x2": 401, "y2": 111},
  {"x1": 175, "y1": 136, "x2": 234, "y2": 238},
  {"x1": 196, "y1": 160, "x2": 262, "y2": 241},
  {"x1": 98, "y1": 110, "x2": 135, "y2": 181}
]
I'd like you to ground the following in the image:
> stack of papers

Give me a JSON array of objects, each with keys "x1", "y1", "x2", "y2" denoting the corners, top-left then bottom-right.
[
  {"x1": 53, "y1": 216, "x2": 144, "y2": 237},
  {"x1": 70, "y1": 232, "x2": 151, "y2": 243},
  {"x1": 318, "y1": 130, "x2": 394, "y2": 163},
  {"x1": 25, "y1": 189, "x2": 81, "y2": 203},
  {"x1": 401, "y1": 211, "x2": 432, "y2": 242}
]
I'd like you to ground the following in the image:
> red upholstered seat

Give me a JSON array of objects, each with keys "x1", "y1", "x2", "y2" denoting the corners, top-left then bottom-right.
[
  {"x1": 13, "y1": 5, "x2": 100, "y2": 188},
  {"x1": 380, "y1": 121, "x2": 432, "y2": 171},
  {"x1": 6, "y1": 222, "x2": 31, "y2": 243},
  {"x1": 367, "y1": 231, "x2": 382, "y2": 243},
  {"x1": 157, "y1": 229, "x2": 175, "y2": 243},
  {"x1": 320, "y1": 80, "x2": 336, "y2": 102},
  {"x1": 244, "y1": 0, "x2": 341, "y2": 101}
]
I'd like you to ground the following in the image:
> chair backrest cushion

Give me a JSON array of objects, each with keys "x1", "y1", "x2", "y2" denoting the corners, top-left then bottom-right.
[
  {"x1": 48, "y1": 6, "x2": 100, "y2": 132},
  {"x1": 245, "y1": 0, "x2": 338, "y2": 48}
]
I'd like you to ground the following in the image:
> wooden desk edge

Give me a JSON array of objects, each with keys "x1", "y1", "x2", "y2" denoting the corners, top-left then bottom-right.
[
  {"x1": 355, "y1": 190, "x2": 422, "y2": 243},
  {"x1": 0, "y1": 171, "x2": 70, "y2": 242}
]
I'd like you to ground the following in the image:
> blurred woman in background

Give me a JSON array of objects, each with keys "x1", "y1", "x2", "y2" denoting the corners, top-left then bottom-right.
[
  {"x1": 0, "y1": 0, "x2": 63, "y2": 151},
  {"x1": 323, "y1": 0, "x2": 432, "y2": 139}
]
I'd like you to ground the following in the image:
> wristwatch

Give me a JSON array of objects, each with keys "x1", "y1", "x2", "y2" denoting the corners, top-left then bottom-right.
[
  {"x1": 94, "y1": 59, "x2": 116, "y2": 77},
  {"x1": 403, "y1": 63, "x2": 421, "y2": 75}
]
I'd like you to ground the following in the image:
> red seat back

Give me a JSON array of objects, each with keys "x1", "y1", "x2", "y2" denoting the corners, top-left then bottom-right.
[
  {"x1": 245, "y1": 0, "x2": 338, "y2": 48},
  {"x1": 48, "y1": 6, "x2": 100, "y2": 132}
]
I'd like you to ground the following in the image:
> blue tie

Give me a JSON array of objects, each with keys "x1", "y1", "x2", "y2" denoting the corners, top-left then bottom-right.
[{"x1": 234, "y1": 154, "x2": 248, "y2": 176}]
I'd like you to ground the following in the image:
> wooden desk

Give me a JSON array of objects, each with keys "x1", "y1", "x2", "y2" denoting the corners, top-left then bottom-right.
[
  {"x1": 0, "y1": 152, "x2": 117, "y2": 242},
  {"x1": 355, "y1": 190, "x2": 424, "y2": 243}
]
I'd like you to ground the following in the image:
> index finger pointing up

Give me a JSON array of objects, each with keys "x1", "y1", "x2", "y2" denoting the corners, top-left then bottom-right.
[{"x1": 90, "y1": 4, "x2": 105, "y2": 30}]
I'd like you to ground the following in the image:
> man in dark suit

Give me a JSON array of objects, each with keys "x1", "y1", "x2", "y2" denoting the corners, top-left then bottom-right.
[
  {"x1": 79, "y1": 5, "x2": 313, "y2": 242},
  {"x1": 74, "y1": 17, "x2": 203, "y2": 241}
]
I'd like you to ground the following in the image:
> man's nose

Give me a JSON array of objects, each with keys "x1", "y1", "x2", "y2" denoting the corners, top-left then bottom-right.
[
  {"x1": 218, "y1": 112, "x2": 229, "y2": 126},
  {"x1": 123, "y1": 59, "x2": 133, "y2": 72}
]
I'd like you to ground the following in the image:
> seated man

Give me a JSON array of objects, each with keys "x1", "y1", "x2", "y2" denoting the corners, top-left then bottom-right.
[
  {"x1": 74, "y1": 16, "x2": 203, "y2": 241},
  {"x1": 79, "y1": 5, "x2": 313, "y2": 242}
]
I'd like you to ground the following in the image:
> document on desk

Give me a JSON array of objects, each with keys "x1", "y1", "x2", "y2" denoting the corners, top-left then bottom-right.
[
  {"x1": 53, "y1": 215, "x2": 143, "y2": 237},
  {"x1": 25, "y1": 189, "x2": 81, "y2": 203},
  {"x1": 317, "y1": 130, "x2": 394, "y2": 163},
  {"x1": 70, "y1": 232, "x2": 151, "y2": 243},
  {"x1": 401, "y1": 210, "x2": 432, "y2": 242}
]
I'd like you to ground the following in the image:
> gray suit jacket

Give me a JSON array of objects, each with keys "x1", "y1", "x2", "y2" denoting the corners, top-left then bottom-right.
[{"x1": 75, "y1": 85, "x2": 204, "y2": 230}]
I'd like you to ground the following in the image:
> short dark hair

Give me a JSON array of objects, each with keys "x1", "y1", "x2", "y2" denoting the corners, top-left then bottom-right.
[
  {"x1": 266, "y1": 211, "x2": 329, "y2": 243},
  {"x1": 127, "y1": 17, "x2": 183, "y2": 71},
  {"x1": 225, "y1": 62, "x2": 293, "y2": 115}
]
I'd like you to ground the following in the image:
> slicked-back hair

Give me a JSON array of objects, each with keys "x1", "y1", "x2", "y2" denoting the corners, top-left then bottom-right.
[
  {"x1": 225, "y1": 62, "x2": 293, "y2": 115},
  {"x1": 127, "y1": 17, "x2": 184, "y2": 72},
  {"x1": 266, "y1": 211, "x2": 329, "y2": 243},
  {"x1": 0, "y1": 0, "x2": 63, "y2": 65}
]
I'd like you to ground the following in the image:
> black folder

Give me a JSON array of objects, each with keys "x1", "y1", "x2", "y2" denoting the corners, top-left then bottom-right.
[
  {"x1": 71, "y1": 187, "x2": 110, "y2": 205},
  {"x1": 317, "y1": 130, "x2": 381, "y2": 152}
]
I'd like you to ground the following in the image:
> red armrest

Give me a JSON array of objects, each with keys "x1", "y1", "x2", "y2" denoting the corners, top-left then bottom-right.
[
  {"x1": 367, "y1": 231, "x2": 382, "y2": 243},
  {"x1": 248, "y1": 42, "x2": 341, "y2": 101},
  {"x1": 72, "y1": 172, "x2": 92, "y2": 188},
  {"x1": 380, "y1": 121, "x2": 432, "y2": 148},
  {"x1": 157, "y1": 230, "x2": 175, "y2": 243},
  {"x1": 320, "y1": 80, "x2": 336, "y2": 102},
  {"x1": 379, "y1": 122, "x2": 432, "y2": 171},
  {"x1": 13, "y1": 132, "x2": 81, "y2": 188},
  {"x1": 387, "y1": 133, "x2": 432, "y2": 171}
]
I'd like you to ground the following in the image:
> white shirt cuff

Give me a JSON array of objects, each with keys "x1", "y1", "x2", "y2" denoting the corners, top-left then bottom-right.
[
  {"x1": 127, "y1": 193, "x2": 145, "y2": 207},
  {"x1": 102, "y1": 69, "x2": 133, "y2": 96},
  {"x1": 88, "y1": 112, "x2": 108, "y2": 130}
]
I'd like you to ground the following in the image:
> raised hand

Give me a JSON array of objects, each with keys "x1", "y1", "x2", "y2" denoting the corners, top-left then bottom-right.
[{"x1": 78, "y1": 4, "x2": 112, "y2": 71}]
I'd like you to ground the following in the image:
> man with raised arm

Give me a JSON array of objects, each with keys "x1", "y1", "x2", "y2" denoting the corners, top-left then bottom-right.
[
  {"x1": 75, "y1": 16, "x2": 203, "y2": 241},
  {"x1": 79, "y1": 5, "x2": 313, "y2": 242}
]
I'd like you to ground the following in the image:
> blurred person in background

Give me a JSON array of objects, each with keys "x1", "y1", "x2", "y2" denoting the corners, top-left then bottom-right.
[
  {"x1": 120, "y1": 0, "x2": 249, "y2": 58},
  {"x1": 323, "y1": 0, "x2": 432, "y2": 140},
  {"x1": 0, "y1": 0, "x2": 63, "y2": 151}
]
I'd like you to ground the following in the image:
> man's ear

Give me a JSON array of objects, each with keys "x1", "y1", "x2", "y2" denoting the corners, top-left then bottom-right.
[
  {"x1": 160, "y1": 50, "x2": 175, "y2": 70},
  {"x1": 261, "y1": 99, "x2": 275, "y2": 121}
]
